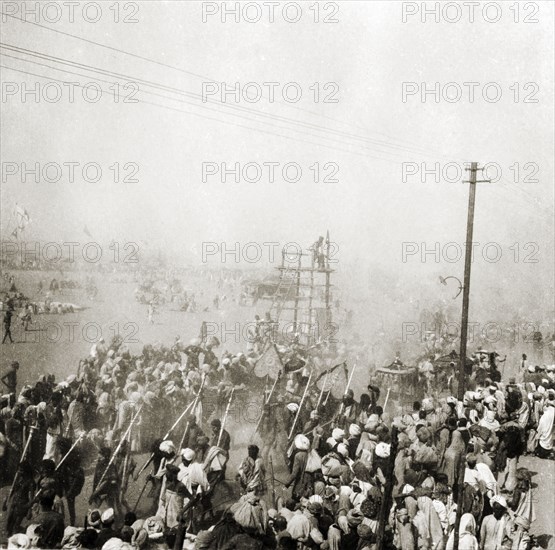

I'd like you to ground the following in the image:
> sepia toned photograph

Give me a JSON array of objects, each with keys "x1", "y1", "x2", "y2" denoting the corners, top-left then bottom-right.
[{"x1": 0, "y1": 1, "x2": 554, "y2": 549}]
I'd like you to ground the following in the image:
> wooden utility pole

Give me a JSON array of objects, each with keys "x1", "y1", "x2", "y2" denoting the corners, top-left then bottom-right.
[
  {"x1": 457, "y1": 162, "x2": 478, "y2": 402},
  {"x1": 457, "y1": 162, "x2": 490, "y2": 399},
  {"x1": 453, "y1": 162, "x2": 490, "y2": 550}
]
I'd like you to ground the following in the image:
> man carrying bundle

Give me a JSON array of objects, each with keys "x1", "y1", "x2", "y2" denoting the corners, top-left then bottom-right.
[{"x1": 236, "y1": 444, "x2": 266, "y2": 496}]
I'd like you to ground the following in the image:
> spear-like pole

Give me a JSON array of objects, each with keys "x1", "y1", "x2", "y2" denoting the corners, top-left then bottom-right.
[
  {"x1": 2, "y1": 424, "x2": 36, "y2": 510},
  {"x1": 269, "y1": 456, "x2": 276, "y2": 509},
  {"x1": 288, "y1": 371, "x2": 313, "y2": 441},
  {"x1": 316, "y1": 372, "x2": 329, "y2": 411},
  {"x1": 178, "y1": 375, "x2": 206, "y2": 450},
  {"x1": 217, "y1": 388, "x2": 235, "y2": 447},
  {"x1": 95, "y1": 404, "x2": 143, "y2": 490},
  {"x1": 136, "y1": 398, "x2": 196, "y2": 478},
  {"x1": 56, "y1": 432, "x2": 85, "y2": 471},
  {"x1": 251, "y1": 373, "x2": 280, "y2": 440},
  {"x1": 337, "y1": 362, "x2": 356, "y2": 419},
  {"x1": 121, "y1": 431, "x2": 131, "y2": 495},
  {"x1": 383, "y1": 387, "x2": 391, "y2": 412}
]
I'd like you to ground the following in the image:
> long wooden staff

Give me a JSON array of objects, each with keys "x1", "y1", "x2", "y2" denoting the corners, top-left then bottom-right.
[
  {"x1": 383, "y1": 387, "x2": 391, "y2": 412},
  {"x1": 56, "y1": 432, "x2": 85, "y2": 471},
  {"x1": 132, "y1": 475, "x2": 151, "y2": 513},
  {"x1": 217, "y1": 388, "x2": 235, "y2": 447},
  {"x1": 302, "y1": 417, "x2": 334, "y2": 436},
  {"x1": 2, "y1": 425, "x2": 36, "y2": 510},
  {"x1": 178, "y1": 375, "x2": 206, "y2": 450},
  {"x1": 337, "y1": 362, "x2": 357, "y2": 418},
  {"x1": 288, "y1": 371, "x2": 313, "y2": 441},
  {"x1": 121, "y1": 431, "x2": 131, "y2": 495},
  {"x1": 136, "y1": 398, "x2": 195, "y2": 477},
  {"x1": 316, "y1": 372, "x2": 329, "y2": 411},
  {"x1": 251, "y1": 374, "x2": 280, "y2": 441},
  {"x1": 269, "y1": 456, "x2": 276, "y2": 509},
  {"x1": 95, "y1": 404, "x2": 143, "y2": 490}
]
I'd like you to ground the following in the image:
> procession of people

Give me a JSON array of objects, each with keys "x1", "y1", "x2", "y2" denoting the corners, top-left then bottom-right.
[{"x1": 1, "y1": 324, "x2": 554, "y2": 550}]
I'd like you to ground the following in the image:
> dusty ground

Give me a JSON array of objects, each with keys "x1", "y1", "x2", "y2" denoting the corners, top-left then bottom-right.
[{"x1": 0, "y1": 269, "x2": 553, "y2": 547}]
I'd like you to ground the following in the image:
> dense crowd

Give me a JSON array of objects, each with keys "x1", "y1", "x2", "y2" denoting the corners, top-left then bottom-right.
[{"x1": 1, "y1": 333, "x2": 554, "y2": 550}]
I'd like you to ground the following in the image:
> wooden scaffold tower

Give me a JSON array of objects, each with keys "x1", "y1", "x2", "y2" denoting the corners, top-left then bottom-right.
[{"x1": 261, "y1": 231, "x2": 335, "y2": 346}]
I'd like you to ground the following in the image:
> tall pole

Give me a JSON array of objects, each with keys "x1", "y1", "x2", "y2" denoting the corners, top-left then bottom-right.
[
  {"x1": 457, "y1": 163, "x2": 480, "y2": 401},
  {"x1": 288, "y1": 371, "x2": 312, "y2": 441},
  {"x1": 453, "y1": 161, "x2": 488, "y2": 550},
  {"x1": 307, "y1": 250, "x2": 315, "y2": 345},
  {"x1": 293, "y1": 253, "x2": 301, "y2": 332},
  {"x1": 325, "y1": 230, "x2": 331, "y2": 327}
]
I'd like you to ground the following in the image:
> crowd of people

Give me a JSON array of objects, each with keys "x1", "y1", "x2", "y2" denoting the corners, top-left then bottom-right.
[{"x1": 1, "y1": 331, "x2": 554, "y2": 550}]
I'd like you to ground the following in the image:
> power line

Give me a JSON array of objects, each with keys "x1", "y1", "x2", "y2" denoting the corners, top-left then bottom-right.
[
  {"x1": 0, "y1": 14, "x2": 454, "y2": 160},
  {"x1": 0, "y1": 63, "x2": 392, "y2": 162},
  {"x1": 1, "y1": 45, "x2": 412, "y2": 160},
  {"x1": 1, "y1": 42, "x2": 442, "y2": 161},
  {"x1": 3, "y1": 15, "x2": 551, "y2": 223}
]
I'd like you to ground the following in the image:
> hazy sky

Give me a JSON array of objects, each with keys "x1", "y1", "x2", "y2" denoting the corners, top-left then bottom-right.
[{"x1": 1, "y1": 0, "x2": 553, "y2": 290}]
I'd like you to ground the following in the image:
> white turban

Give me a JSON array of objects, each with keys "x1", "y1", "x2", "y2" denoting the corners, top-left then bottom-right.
[
  {"x1": 349, "y1": 424, "x2": 362, "y2": 437},
  {"x1": 332, "y1": 428, "x2": 345, "y2": 441},
  {"x1": 286, "y1": 403, "x2": 299, "y2": 413},
  {"x1": 7, "y1": 534, "x2": 30, "y2": 549},
  {"x1": 337, "y1": 443, "x2": 349, "y2": 457},
  {"x1": 181, "y1": 448, "x2": 196, "y2": 461},
  {"x1": 294, "y1": 434, "x2": 310, "y2": 451},
  {"x1": 159, "y1": 440, "x2": 175, "y2": 454},
  {"x1": 375, "y1": 442, "x2": 391, "y2": 458},
  {"x1": 101, "y1": 538, "x2": 125, "y2": 550},
  {"x1": 490, "y1": 495, "x2": 507, "y2": 508},
  {"x1": 101, "y1": 508, "x2": 115, "y2": 523},
  {"x1": 129, "y1": 392, "x2": 142, "y2": 404}
]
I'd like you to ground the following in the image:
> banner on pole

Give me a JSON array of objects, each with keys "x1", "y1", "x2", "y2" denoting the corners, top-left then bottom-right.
[
  {"x1": 254, "y1": 344, "x2": 283, "y2": 379},
  {"x1": 315, "y1": 361, "x2": 348, "y2": 399}
]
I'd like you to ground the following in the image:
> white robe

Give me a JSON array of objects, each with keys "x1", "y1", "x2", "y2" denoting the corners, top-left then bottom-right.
[{"x1": 537, "y1": 404, "x2": 554, "y2": 450}]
